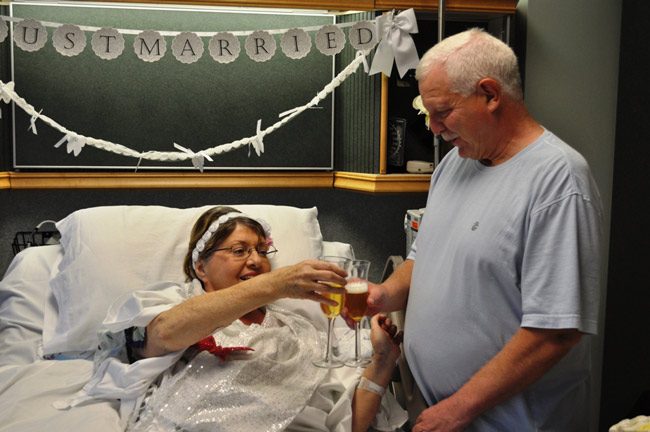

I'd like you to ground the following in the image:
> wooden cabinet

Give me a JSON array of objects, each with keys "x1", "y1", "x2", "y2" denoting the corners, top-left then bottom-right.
[{"x1": 374, "y1": 0, "x2": 517, "y2": 13}]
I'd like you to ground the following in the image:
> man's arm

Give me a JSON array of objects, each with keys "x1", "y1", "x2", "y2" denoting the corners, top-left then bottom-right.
[
  {"x1": 367, "y1": 258, "x2": 414, "y2": 315},
  {"x1": 413, "y1": 326, "x2": 582, "y2": 432}
]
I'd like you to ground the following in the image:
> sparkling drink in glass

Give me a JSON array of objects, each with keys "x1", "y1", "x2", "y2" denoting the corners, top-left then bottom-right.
[
  {"x1": 344, "y1": 259, "x2": 371, "y2": 368},
  {"x1": 312, "y1": 256, "x2": 349, "y2": 368}
]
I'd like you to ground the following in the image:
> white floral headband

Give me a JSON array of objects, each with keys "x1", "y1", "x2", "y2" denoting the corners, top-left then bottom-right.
[{"x1": 191, "y1": 212, "x2": 273, "y2": 266}]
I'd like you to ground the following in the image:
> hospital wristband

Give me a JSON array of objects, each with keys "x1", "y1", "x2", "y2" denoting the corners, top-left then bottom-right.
[{"x1": 358, "y1": 376, "x2": 386, "y2": 397}]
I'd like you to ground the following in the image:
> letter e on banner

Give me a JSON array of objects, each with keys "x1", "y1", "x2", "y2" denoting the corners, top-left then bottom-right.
[
  {"x1": 53, "y1": 24, "x2": 86, "y2": 57},
  {"x1": 15, "y1": 19, "x2": 47, "y2": 52},
  {"x1": 350, "y1": 21, "x2": 377, "y2": 51},
  {"x1": 281, "y1": 28, "x2": 311, "y2": 60},
  {"x1": 209, "y1": 32, "x2": 240, "y2": 64},
  {"x1": 172, "y1": 32, "x2": 204, "y2": 64},
  {"x1": 91, "y1": 27, "x2": 125, "y2": 60},
  {"x1": 316, "y1": 24, "x2": 345, "y2": 56},
  {"x1": 245, "y1": 30, "x2": 276, "y2": 62},
  {"x1": 134, "y1": 30, "x2": 167, "y2": 62}
]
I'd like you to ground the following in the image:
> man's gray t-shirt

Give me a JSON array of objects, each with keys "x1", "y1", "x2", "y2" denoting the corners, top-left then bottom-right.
[{"x1": 404, "y1": 130, "x2": 603, "y2": 431}]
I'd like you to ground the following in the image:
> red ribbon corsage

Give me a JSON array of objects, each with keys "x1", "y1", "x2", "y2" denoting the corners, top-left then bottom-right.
[{"x1": 195, "y1": 336, "x2": 254, "y2": 361}]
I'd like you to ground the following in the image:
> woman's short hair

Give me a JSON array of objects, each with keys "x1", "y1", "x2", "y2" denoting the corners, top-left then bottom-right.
[
  {"x1": 415, "y1": 27, "x2": 523, "y2": 100},
  {"x1": 183, "y1": 206, "x2": 267, "y2": 282}
]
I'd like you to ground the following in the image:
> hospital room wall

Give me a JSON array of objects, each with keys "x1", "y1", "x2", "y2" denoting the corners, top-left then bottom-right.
[
  {"x1": 0, "y1": 189, "x2": 427, "y2": 285},
  {"x1": 518, "y1": 0, "x2": 619, "y2": 430}
]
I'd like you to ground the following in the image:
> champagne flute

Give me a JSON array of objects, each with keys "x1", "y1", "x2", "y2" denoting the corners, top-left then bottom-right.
[
  {"x1": 312, "y1": 256, "x2": 349, "y2": 368},
  {"x1": 344, "y1": 259, "x2": 371, "y2": 368}
]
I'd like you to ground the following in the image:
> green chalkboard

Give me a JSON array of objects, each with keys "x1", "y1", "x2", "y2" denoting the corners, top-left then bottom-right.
[{"x1": 9, "y1": 3, "x2": 335, "y2": 170}]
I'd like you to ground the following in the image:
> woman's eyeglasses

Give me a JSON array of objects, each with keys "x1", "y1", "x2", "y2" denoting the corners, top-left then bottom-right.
[{"x1": 213, "y1": 244, "x2": 278, "y2": 260}]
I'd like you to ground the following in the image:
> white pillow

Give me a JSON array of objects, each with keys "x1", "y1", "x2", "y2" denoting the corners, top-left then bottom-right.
[{"x1": 43, "y1": 205, "x2": 323, "y2": 355}]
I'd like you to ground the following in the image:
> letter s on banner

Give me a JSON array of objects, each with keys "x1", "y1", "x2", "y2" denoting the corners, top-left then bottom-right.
[{"x1": 53, "y1": 24, "x2": 86, "y2": 57}]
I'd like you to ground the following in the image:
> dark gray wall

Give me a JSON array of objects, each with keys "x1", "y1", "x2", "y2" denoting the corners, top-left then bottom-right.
[
  {"x1": 518, "y1": 1, "x2": 619, "y2": 429},
  {"x1": 599, "y1": 1, "x2": 650, "y2": 429},
  {"x1": 0, "y1": 188, "x2": 427, "y2": 284}
]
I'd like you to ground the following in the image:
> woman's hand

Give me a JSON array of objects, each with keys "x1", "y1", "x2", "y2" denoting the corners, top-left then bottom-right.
[
  {"x1": 268, "y1": 259, "x2": 347, "y2": 305},
  {"x1": 370, "y1": 314, "x2": 403, "y2": 365}
]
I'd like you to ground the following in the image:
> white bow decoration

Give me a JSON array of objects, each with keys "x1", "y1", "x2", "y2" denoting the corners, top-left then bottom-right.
[
  {"x1": 249, "y1": 119, "x2": 264, "y2": 157},
  {"x1": 174, "y1": 142, "x2": 213, "y2": 172},
  {"x1": 356, "y1": 50, "x2": 369, "y2": 73},
  {"x1": 0, "y1": 82, "x2": 13, "y2": 104},
  {"x1": 368, "y1": 8, "x2": 420, "y2": 78},
  {"x1": 28, "y1": 109, "x2": 43, "y2": 135}
]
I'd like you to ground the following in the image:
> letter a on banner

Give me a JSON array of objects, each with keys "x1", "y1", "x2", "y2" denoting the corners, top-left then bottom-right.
[{"x1": 172, "y1": 32, "x2": 204, "y2": 64}]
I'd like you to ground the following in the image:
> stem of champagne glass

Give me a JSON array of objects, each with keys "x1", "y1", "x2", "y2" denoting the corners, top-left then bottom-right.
[
  {"x1": 354, "y1": 321, "x2": 361, "y2": 362},
  {"x1": 325, "y1": 316, "x2": 335, "y2": 362}
]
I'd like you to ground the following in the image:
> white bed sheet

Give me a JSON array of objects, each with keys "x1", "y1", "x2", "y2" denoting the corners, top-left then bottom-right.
[{"x1": 0, "y1": 360, "x2": 121, "y2": 432}]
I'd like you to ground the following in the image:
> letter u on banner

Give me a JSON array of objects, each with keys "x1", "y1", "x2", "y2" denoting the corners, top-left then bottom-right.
[{"x1": 14, "y1": 18, "x2": 47, "y2": 51}]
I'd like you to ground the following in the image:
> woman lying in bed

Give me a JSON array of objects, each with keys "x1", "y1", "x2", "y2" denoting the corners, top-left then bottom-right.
[{"x1": 83, "y1": 206, "x2": 406, "y2": 432}]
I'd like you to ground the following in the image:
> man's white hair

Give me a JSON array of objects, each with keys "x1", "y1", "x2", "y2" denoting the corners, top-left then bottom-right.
[{"x1": 415, "y1": 28, "x2": 523, "y2": 100}]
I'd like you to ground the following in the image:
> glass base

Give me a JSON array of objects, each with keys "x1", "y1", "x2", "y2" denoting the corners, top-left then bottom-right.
[
  {"x1": 344, "y1": 358, "x2": 372, "y2": 368},
  {"x1": 312, "y1": 358, "x2": 344, "y2": 368}
]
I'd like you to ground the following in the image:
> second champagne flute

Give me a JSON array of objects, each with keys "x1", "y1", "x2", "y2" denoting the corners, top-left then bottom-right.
[{"x1": 344, "y1": 259, "x2": 371, "y2": 368}]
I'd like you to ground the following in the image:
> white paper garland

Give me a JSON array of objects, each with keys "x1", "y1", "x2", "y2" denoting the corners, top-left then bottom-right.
[{"x1": 0, "y1": 52, "x2": 367, "y2": 169}]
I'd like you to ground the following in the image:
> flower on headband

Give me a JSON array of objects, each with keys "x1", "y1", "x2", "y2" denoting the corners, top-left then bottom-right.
[{"x1": 256, "y1": 218, "x2": 273, "y2": 246}]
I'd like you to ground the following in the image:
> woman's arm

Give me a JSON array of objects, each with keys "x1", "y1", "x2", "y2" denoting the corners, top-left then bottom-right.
[
  {"x1": 139, "y1": 260, "x2": 347, "y2": 357},
  {"x1": 352, "y1": 315, "x2": 403, "y2": 432}
]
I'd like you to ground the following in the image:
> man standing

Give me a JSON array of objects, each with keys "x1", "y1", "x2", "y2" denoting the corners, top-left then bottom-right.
[{"x1": 368, "y1": 28, "x2": 603, "y2": 431}]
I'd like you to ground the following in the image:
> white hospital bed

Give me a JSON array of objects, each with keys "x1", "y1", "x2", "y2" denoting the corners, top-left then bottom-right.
[{"x1": 1, "y1": 204, "x2": 397, "y2": 431}]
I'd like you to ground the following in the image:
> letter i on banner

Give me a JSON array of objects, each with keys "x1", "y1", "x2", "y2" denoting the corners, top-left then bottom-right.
[{"x1": 281, "y1": 28, "x2": 311, "y2": 60}]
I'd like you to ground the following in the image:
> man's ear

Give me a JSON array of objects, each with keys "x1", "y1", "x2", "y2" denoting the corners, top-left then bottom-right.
[{"x1": 477, "y1": 78, "x2": 501, "y2": 111}]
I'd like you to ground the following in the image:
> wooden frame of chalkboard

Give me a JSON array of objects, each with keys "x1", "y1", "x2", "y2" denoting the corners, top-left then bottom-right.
[{"x1": 9, "y1": 2, "x2": 335, "y2": 170}]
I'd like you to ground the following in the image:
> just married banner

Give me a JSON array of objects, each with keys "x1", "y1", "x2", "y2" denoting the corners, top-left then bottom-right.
[{"x1": 0, "y1": 8, "x2": 419, "y2": 76}]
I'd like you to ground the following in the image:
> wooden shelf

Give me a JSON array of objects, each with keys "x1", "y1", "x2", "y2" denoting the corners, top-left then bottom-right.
[
  {"x1": 2, "y1": 171, "x2": 334, "y2": 190},
  {"x1": 0, "y1": 172, "x2": 9, "y2": 189},
  {"x1": 1, "y1": 171, "x2": 430, "y2": 192},
  {"x1": 69, "y1": 0, "x2": 517, "y2": 13},
  {"x1": 334, "y1": 171, "x2": 430, "y2": 193}
]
